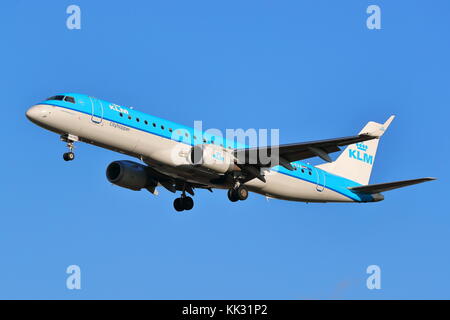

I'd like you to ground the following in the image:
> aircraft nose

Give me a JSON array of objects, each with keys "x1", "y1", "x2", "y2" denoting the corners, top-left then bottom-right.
[
  {"x1": 26, "y1": 105, "x2": 39, "y2": 121},
  {"x1": 26, "y1": 105, "x2": 51, "y2": 122}
]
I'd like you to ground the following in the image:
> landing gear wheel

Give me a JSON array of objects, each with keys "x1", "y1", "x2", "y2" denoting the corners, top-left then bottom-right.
[
  {"x1": 174, "y1": 196, "x2": 194, "y2": 212},
  {"x1": 227, "y1": 188, "x2": 239, "y2": 202},
  {"x1": 173, "y1": 198, "x2": 184, "y2": 212},
  {"x1": 182, "y1": 196, "x2": 194, "y2": 210},
  {"x1": 236, "y1": 185, "x2": 249, "y2": 200},
  {"x1": 63, "y1": 152, "x2": 75, "y2": 161}
]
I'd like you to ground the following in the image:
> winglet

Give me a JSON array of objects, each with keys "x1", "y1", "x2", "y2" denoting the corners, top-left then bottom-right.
[
  {"x1": 383, "y1": 115, "x2": 395, "y2": 129},
  {"x1": 363, "y1": 115, "x2": 395, "y2": 138}
]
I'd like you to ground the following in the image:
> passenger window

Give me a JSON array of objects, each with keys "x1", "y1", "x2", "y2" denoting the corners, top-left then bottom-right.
[
  {"x1": 119, "y1": 113, "x2": 123, "y2": 117},
  {"x1": 161, "y1": 125, "x2": 164, "y2": 130},
  {"x1": 185, "y1": 132, "x2": 189, "y2": 138},
  {"x1": 128, "y1": 115, "x2": 132, "y2": 120},
  {"x1": 136, "y1": 118, "x2": 140, "y2": 122},
  {"x1": 169, "y1": 128, "x2": 173, "y2": 133},
  {"x1": 144, "y1": 120, "x2": 148, "y2": 125},
  {"x1": 153, "y1": 123, "x2": 156, "y2": 127}
]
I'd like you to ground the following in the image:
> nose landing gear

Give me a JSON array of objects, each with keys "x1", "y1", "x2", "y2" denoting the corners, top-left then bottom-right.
[
  {"x1": 63, "y1": 151, "x2": 75, "y2": 161},
  {"x1": 61, "y1": 134, "x2": 78, "y2": 162}
]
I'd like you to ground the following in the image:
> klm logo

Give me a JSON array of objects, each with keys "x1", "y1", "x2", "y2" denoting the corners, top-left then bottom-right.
[
  {"x1": 109, "y1": 104, "x2": 129, "y2": 115},
  {"x1": 349, "y1": 143, "x2": 373, "y2": 165}
]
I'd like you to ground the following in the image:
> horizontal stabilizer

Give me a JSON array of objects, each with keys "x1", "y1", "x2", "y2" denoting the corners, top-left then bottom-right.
[{"x1": 348, "y1": 177, "x2": 436, "y2": 194}]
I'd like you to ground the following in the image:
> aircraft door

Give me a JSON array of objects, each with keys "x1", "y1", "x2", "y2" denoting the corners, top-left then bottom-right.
[
  {"x1": 89, "y1": 97, "x2": 103, "y2": 124},
  {"x1": 315, "y1": 168, "x2": 326, "y2": 192}
]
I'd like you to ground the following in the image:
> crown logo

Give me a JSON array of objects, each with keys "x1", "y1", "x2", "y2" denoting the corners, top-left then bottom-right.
[{"x1": 356, "y1": 143, "x2": 368, "y2": 152}]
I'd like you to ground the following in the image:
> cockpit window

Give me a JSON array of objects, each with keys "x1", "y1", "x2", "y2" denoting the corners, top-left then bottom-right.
[
  {"x1": 46, "y1": 95, "x2": 65, "y2": 101},
  {"x1": 64, "y1": 96, "x2": 75, "y2": 103},
  {"x1": 46, "y1": 95, "x2": 76, "y2": 104}
]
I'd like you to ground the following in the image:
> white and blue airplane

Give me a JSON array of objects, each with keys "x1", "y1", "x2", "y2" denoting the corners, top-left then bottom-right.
[{"x1": 26, "y1": 93, "x2": 435, "y2": 211}]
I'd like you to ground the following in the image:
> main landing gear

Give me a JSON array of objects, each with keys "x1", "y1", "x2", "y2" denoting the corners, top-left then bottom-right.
[
  {"x1": 173, "y1": 195, "x2": 194, "y2": 212},
  {"x1": 173, "y1": 185, "x2": 194, "y2": 212},
  {"x1": 227, "y1": 184, "x2": 249, "y2": 202},
  {"x1": 61, "y1": 134, "x2": 77, "y2": 162}
]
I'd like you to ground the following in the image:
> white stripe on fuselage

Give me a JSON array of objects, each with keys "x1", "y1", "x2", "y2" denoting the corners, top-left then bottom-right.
[{"x1": 36, "y1": 104, "x2": 357, "y2": 203}]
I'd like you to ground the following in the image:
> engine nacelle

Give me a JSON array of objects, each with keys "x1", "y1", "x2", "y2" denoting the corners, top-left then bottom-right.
[
  {"x1": 106, "y1": 160, "x2": 148, "y2": 191},
  {"x1": 190, "y1": 144, "x2": 237, "y2": 174}
]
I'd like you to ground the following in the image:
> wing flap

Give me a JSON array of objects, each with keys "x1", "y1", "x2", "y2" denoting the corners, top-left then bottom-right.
[{"x1": 348, "y1": 177, "x2": 436, "y2": 194}]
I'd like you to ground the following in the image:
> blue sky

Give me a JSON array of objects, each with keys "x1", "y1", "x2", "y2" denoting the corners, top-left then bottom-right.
[{"x1": 0, "y1": 0, "x2": 449, "y2": 299}]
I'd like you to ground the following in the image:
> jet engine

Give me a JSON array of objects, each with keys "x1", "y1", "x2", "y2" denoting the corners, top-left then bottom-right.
[
  {"x1": 190, "y1": 144, "x2": 237, "y2": 174},
  {"x1": 106, "y1": 160, "x2": 149, "y2": 191}
]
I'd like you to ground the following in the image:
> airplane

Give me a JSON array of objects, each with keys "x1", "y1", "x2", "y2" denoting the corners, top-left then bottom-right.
[{"x1": 26, "y1": 93, "x2": 435, "y2": 211}]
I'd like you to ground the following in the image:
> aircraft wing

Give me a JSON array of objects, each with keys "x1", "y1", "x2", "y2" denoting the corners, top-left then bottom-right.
[
  {"x1": 233, "y1": 133, "x2": 379, "y2": 171},
  {"x1": 348, "y1": 177, "x2": 436, "y2": 194}
]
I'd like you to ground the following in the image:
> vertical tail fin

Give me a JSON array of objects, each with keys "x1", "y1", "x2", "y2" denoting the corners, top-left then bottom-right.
[{"x1": 317, "y1": 116, "x2": 395, "y2": 185}]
